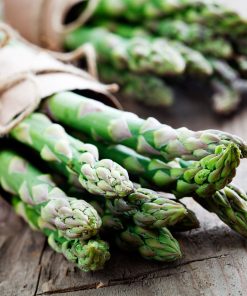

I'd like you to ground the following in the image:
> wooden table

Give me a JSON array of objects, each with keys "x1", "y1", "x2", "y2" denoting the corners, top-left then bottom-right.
[{"x1": 1, "y1": 86, "x2": 247, "y2": 296}]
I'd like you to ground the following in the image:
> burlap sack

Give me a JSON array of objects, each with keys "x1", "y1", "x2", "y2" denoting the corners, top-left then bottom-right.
[
  {"x1": 0, "y1": 25, "x2": 120, "y2": 136},
  {"x1": 3, "y1": 0, "x2": 97, "y2": 50}
]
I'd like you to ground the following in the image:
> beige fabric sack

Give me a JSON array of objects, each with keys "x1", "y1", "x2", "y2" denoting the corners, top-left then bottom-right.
[
  {"x1": 3, "y1": 0, "x2": 94, "y2": 50},
  {"x1": 0, "y1": 25, "x2": 119, "y2": 136}
]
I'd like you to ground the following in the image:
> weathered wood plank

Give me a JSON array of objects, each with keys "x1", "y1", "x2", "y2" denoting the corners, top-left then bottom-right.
[
  {"x1": 47, "y1": 252, "x2": 247, "y2": 296},
  {"x1": 45, "y1": 252, "x2": 247, "y2": 296},
  {"x1": 0, "y1": 199, "x2": 46, "y2": 296}
]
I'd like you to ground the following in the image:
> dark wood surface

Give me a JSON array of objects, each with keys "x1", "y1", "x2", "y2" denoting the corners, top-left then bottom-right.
[{"x1": 1, "y1": 88, "x2": 247, "y2": 296}]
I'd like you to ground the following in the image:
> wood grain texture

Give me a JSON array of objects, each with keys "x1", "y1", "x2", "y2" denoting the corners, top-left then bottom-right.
[
  {"x1": 0, "y1": 199, "x2": 46, "y2": 296},
  {"x1": 1, "y1": 86, "x2": 247, "y2": 296}
]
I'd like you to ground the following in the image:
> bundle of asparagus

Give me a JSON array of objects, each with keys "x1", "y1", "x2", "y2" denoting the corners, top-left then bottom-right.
[
  {"x1": 0, "y1": 148, "x2": 187, "y2": 264},
  {"x1": 0, "y1": 27, "x2": 187, "y2": 270},
  {"x1": 85, "y1": 140, "x2": 247, "y2": 237},
  {"x1": 59, "y1": 0, "x2": 247, "y2": 113},
  {"x1": 40, "y1": 92, "x2": 247, "y2": 238},
  {"x1": 1, "y1": 89, "x2": 247, "y2": 269},
  {"x1": 4, "y1": 0, "x2": 247, "y2": 114},
  {"x1": 64, "y1": 0, "x2": 247, "y2": 115},
  {"x1": 1, "y1": 27, "x2": 247, "y2": 272},
  {"x1": 43, "y1": 92, "x2": 247, "y2": 160}
]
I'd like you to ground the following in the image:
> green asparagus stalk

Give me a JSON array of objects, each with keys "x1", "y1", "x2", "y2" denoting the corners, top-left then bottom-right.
[
  {"x1": 172, "y1": 158, "x2": 247, "y2": 237},
  {"x1": 115, "y1": 226, "x2": 182, "y2": 262},
  {"x1": 93, "y1": 0, "x2": 214, "y2": 21},
  {"x1": 13, "y1": 197, "x2": 110, "y2": 271},
  {"x1": 0, "y1": 150, "x2": 102, "y2": 240},
  {"x1": 146, "y1": 20, "x2": 233, "y2": 58},
  {"x1": 95, "y1": 0, "x2": 184, "y2": 20},
  {"x1": 44, "y1": 91, "x2": 247, "y2": 160},
  {"x1": 82, "y1": 193, "x2": 200, "y2": 233},
  {"x1": 104, "y1": 188, "x2": 187, "y2": 228},
  {"x1": 211, "y1": 59, "x2": 247, "y2": 93},
  {"x1": 64, "y1": 27, "x2": 186, "y2": 76},
  {"x1": 234, "y1": 57, "x2": 247, "y2": 92},
  {"x1": 73, "y1": 137, "x2": 240, "y2": 198},
  {"x1": 10, "y1": 113, "x2": 134, "y2": 198},
  {"x1": 152, "y1": 191, "x2": 200, "y2": 231},
  {"x1": 94, "y1": 0, "x2": 243, "y2": 37},
  {"x1": 236, "y1": 56, "x2": 247, "y2": 77},
  {"x1": 174, "y1": 1, "x2": 244, "y2": 34},
  {"x1": 211, "y1": 79, "x2": 241, "y2": 115},
  {"x1": 195, "y1": 185, "x2": 247, "y2": 237},
  {"x1": 210, "y1": 59, "x2": 246, "y2": 114},
  {"x1": 169, "y1": 207, "x2": 200, "y2": 232},
  {"x1": 92, "y1": 21, "x2": 213, "y2": 76},
  {"x1": 170, "y1": 41, "x2": 213, "y2": 75},
  {"x1": 89, "y1": 189, "x2": 188, "y2": 229},
  {"x1": 98, "y1": 65, "x2": 174, "y2": 107},
  {"x1": 211, "y1": 59, "x2": 239, "y2": 83}
]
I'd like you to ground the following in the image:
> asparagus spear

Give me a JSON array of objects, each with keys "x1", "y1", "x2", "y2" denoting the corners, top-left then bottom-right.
[
  {"x1": 104, "y1": 188, "x2": 187, "y2": 228},
  {"x1": 94, "y1": 0, "x2": 214, "y2": 21},
  {"x1": 73, "y1": 138, "x2": 240, "y2": 198},
  {"x1": 71, "y1": 0, "x2": 245, "y2": 35},
  {"x1": 236, "y1": 56, "x2": 247, "y2": 77},
  {"x1": 170, "y1": 41, "x2": 213, "y2": 75},
  {"x1": 169, "y1": 207, "x2": 200, "y2": 232},
  {"x1": 44, "y1": 91, "x2": 247, "y2": 160},
  {"x1": 92, "y1": 22, "x2": 213, "y2": 76},
  {"x1": 174, "y1": 1, "x2": 243, "y2": 33},
  {"x1": 10, "y1": 113, "x2": 134, "y2": 198},
  {"x1": 98, "y1": 65, "x2": 174, "y2": 107},
  {"x1": 13, "y1": 197, "x2": 110, "y2": 271},
  {"x1": 146, "y1": 20, "x2": 233, "y2": 59},
  {"x1": 64, "y1": 27, "x2": 186, "y2": 76},
  {"x1": 0, "y1": 150, "x2": 102, "y2": 240},
  {"x1": 211, "y1": 59, "x2": 239, "y2": 83},
  {"x1": 94, "y1": 0, "x2": 242, "y2": 37},
  {"x1": 210, "y1": 59, "x2": 246, "y2": 114},
  {"x1": 211, "y1": 79, "x2": 241, "y2": 115},
  {"x1": 151, "y1": 191, "x2": 200, "y2": 232},
  {"x1": 194, "y1": 184, "x2": 247, "y2": 237},
  {"x1": 95, "y1": 0, "x2": 184, "y2": 20},
  {"x1": 171, "y1": 158, "x2": 247, "y2": 237},
  {"x1": 116, "y1": 226, "x2": 182, "y2": 262},
  {"x1": 77, "y1": 192, "x2": 200, "y2": 233}
]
